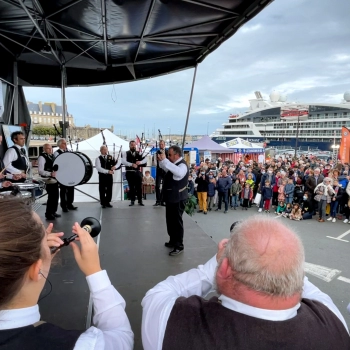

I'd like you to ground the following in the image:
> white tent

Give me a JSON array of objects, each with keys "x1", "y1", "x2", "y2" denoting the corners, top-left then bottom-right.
[
  {"x1": 220, "y1": 138, "x2": 264, "y2": 153},
  {"x1": 71, "y1": 129, "x2": 129, "y2": 202}
]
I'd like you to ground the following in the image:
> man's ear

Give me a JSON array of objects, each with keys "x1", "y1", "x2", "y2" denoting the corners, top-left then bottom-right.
[
  {"x1": 27, "y1": 259, "x2": 43, "y2": 282},
  {"x1": 217, "y1": 257, "x2": 232, "y2": 280}
]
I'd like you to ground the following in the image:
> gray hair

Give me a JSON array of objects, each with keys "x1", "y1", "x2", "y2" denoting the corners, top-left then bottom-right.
[
  {"x1": 169, "y1": 145, "x2": 182, "y2": 157},
  {"x1": 57, "y1": 138, "x2": 66, "y2": 147},
  {"x1": 314, "y1": 168, "x2": 320, "y2": 173},
  {"x1": 224, "y1": 216, "x2": 305, "y2": 297}
]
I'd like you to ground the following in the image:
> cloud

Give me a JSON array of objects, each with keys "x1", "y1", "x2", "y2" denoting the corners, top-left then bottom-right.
[{"x1": 240, "y1": 24, "x2": 262, "y2": 33}]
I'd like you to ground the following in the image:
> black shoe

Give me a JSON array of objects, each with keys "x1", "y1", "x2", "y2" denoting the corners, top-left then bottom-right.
[
  {"x1": 161, "y1": 202, "x2": 166, "y2": 206},
  {"x1": 106, "y1": 203, "x2": 113, "y2": 208},
  {"x1": 169, "y1": 247, "x2": 184, "y2": 256},
  {"x1": 197, "y1": 210, "x2": 203, "y2": 213},
  {"x1": 208, "y1": 208, "x2": 212, "y2": 211},
  {"x1": 53, "y1": 213, "x2": 61, "y2": 218},
  {"x1": 102, "y1": 205, "x2": 106, "y2": 208},
  {"x1": 62, "y1": 208, "x2": 69, "y2": 213},
  {"x1": 129, "y1": 202, "x2": 135, "y2": 206},
  {"x1": 138, "y1": 202, "x2": 145, "y2": 206},
  {"x1": 67, "y1": 206, "x2": 78, "y2": 210},
  {"x1": 165, "y1": 242, "x2": 174, "y2": 248},
  {"x1": 45, "y1": 214, "x2": 56, "y2": 220},
  {"x1": 215, "y1": 208, "x2": 220, "y2": 211},
  {"x1": 153, "y1": 202, "x2": 160, "y2": 206},
  {"x1": 204, "y1": 211, "x2": 207, "y2": 215}
]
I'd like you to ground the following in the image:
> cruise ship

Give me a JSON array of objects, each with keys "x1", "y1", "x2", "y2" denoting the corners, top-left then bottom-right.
[{"x1": 211, "y1": 91, "x2": 350, "y2": 151}]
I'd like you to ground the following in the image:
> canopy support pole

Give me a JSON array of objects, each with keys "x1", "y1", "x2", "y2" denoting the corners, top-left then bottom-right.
[
  {"x1": 181, "y1": 65, "x2": 198, "y2": 152},
  {"x1": 61, "y1": 65, "x2": 67, "y2": 138},
  {"x1": 13, "y1": 61, "x2": 18, "y2": 125}
]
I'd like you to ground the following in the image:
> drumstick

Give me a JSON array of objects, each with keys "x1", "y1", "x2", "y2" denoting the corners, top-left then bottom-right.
[{"x1": 0, "y1": 163, "x2": 11, "y2": 175}]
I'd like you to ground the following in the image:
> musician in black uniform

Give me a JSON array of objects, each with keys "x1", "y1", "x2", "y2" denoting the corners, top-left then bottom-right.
[
  {"x1": 153, "y1": 140, "x2": 168, "y2": 206},
  {"x1": 53, "y1": 138, "x2": 78, "y2": 212},
  {"x1": 3, "y1": 131, "x2": 29, "y2": 183},
  {"x1": 121, "y1": 140, "x2": 147, "y2": 206},
  {"x1": 0, "y1": 135, "x2": 15, "y2": 190},
  {"x1": 95, "y1": 145, "x2": 117, "y2": 208},
  {"x1": 158, "y1": 146, "x2": 189, "y2": 256},
  {"x1": 38, "y1": 144, "x2": 60, "y2": 220}
]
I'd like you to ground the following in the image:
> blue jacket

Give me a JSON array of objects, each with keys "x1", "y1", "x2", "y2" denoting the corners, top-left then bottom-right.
[
  {"x1": 338, "y1": 176, "x2": 349, "y2": 189},
  {"x1": 216, "y1": 176, "x2": 232, "y2": 193},
  {"x1": 207, "y1": 182, "x2": 216, "y2": 197},
  {"x1": 284, "y1": 183, "x2": 295, "y2": 196},
  {"x1": 262, "y1": 186, "x2": 273, "y2": 200}
]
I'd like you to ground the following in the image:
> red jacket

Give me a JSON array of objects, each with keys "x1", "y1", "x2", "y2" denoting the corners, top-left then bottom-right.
[{"x1": 241, "y1": 187, "x2": 253, "y2": 200}]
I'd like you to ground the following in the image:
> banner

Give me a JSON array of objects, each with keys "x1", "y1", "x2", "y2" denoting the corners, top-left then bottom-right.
[{"x1": 339, "y1": 126, "x2": 350, "y2": 164}]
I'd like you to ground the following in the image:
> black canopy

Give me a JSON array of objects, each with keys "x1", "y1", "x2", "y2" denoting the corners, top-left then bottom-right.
[{"x1": 0, "y1": 0, "x2": 272, "y2": 87}]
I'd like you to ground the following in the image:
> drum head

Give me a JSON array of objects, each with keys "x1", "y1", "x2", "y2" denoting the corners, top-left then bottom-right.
[{"x1": 54, "y1": 152, "x2": 92, "y2": 186}]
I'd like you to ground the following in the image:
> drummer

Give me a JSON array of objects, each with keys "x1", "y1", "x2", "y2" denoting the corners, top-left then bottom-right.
[
  {"x1": 38, "y1": 144, "x2": 60, "y2": 220},
  {"x1": 0, "y1": 135, "x2": 20, "y2": 190},
  {"x1": 53, "y1": 138, "x2": 78, "y2": 213},
  {"x1": 3, "y1": 131, "x2": 29, "y2": 183}
]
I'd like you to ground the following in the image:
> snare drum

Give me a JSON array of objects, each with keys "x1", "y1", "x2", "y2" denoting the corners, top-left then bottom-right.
[{"x1": 53, "y1": 152, "x2": 93, "y2": 187}]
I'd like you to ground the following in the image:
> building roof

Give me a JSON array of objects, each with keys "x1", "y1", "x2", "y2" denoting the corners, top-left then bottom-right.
[
  {"x1": 0, "y1": 0, "x2": 273, "y2": 87},
  {"x1": 27, "y1": 102, "x2": 69, "y2": 115},
  {"x1": 186, "y1": 135, "x2": 234, "y2": 153}
]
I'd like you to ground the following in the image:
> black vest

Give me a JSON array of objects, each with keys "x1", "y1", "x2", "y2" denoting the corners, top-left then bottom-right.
[
  {"x1": 125, "y1": 150, "x2": 144, "y2": 171},
  {"x1": 10, "y1": 146, "x2": 28, "y2": 171},
  {"x1": 0, "y1": 322, "x2": 82, "y2": 350},
  {"x1": 39, "y1": 152, "x2": 54, "y2": 174},
  {"x1": 162, "y1": 159, "x2": 189, "y2": 203},
  {"x1": 163, "y1": 296, "x2": 350, "y2": 350},
  {"x1": 98, "y1": 155, "x2": 115, "y2": 174}
]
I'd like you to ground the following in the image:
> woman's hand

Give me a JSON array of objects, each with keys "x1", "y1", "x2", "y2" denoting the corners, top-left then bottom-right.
[
  {"x1": 46, "y1": 223, "x2": 64, "y2": 256},
  {"x1": 70, "y1": 222, "x2": 102, "y2": 276}
]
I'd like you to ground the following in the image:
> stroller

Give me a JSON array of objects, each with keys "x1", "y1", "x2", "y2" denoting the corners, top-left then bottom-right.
[{"x1": 294, "y1": 184, "x2": 304, "y2": 204}]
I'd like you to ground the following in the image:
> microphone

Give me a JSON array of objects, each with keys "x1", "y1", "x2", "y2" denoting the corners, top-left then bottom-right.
[{"x1": 50, "y1": 217, "x2": 101, "y2": 254}]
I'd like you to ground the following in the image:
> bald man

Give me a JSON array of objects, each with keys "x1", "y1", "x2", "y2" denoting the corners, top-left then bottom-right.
[
  {"x1": 142, "y1": 217, "x2": 349, "y2": 350},
  {"x1": 38, "y1": 143, "x2": 60, "y2": 220}
]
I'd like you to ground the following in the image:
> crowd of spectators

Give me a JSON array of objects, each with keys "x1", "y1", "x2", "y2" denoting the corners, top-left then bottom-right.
[{"x1": 188, "y1": 154, "x2": 350, "y2": 222}]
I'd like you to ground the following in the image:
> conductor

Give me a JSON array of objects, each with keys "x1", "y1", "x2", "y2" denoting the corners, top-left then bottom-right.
[
  {"x1": 121, "y1": 140, "x2": 147, "y2": 206},
  {"x1": 157, "y1": 146, "x2": 189, "y2": 256}
]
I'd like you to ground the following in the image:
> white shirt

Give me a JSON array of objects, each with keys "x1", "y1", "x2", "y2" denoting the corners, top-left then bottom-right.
[
  {"x1": 141, "y1": 256, "x2": 349, "y2": 350},
  {"x1": 0, "y1": 270, "x2": 134, "y2": 350},
  {"x1": 3, "y1": 144, "x2": 29, "y2": 174},
  {"x1": 38, "y1": 154, "x2": 54, "y2": 177},
  {"x1": 120, "y1": 151, "x2": 147, "y2": 168},
  {"x1": 95, "y1": 155, "x2": 121, "y2": 174},
  {"x1": 53, "y1": 148, "x2": 67, "y2": 158},
  {"x1": 158, "y1": 157, "x2": 187, "y2": 181}
]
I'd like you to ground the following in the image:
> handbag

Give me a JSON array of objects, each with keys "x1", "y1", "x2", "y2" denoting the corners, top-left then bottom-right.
[{"x1": 254, "y1": 193, "x2": 262, "y2": 205}]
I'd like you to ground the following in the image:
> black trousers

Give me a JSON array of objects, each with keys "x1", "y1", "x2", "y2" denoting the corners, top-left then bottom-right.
[
  {"x1": 99, "y1": 173, "x2": 113, "y2": 205},
  {"x1": 155, "y1": 171, "x2": 165, "y2": 203},
  {"x1": 165, "y1": 200, "x2": 186, "y2": 248},
  {"x1": 46, "y1": 183, "x2": 59, "y2": 215},
  {"x1": 125, "y1": 171, "x2": 143, "y2": 203},
  {"x1": 60, "y1": 185, "x2": 75, "y2": 209}
]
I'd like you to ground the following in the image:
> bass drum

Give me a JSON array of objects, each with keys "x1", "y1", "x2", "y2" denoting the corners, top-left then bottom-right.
[{"x1": 53, "y1": 152, "x2": 93, "y2": 187}]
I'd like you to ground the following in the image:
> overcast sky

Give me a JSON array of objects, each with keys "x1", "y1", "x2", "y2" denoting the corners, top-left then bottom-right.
[{"x1": 23, "y1": 0, "x2": 350, "y2": 139}]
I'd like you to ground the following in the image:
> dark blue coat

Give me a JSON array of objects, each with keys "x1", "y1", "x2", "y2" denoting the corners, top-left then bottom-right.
[{"x1": 262, "y1": 186, "x2": 273, "y2": 200}]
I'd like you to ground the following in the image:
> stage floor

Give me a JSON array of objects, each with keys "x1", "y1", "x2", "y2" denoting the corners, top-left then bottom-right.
[{"x1": 37, "y1": 200, "x2": 217, "y2": 349}]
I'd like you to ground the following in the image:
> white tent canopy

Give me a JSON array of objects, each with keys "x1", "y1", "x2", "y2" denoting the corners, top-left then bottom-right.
[
  {"x1": 72, "y1": 129, "x2": 129, "y2": 202},
  {"x1": 220, "y1": 138, "x2": 264, "y2": 154}
]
